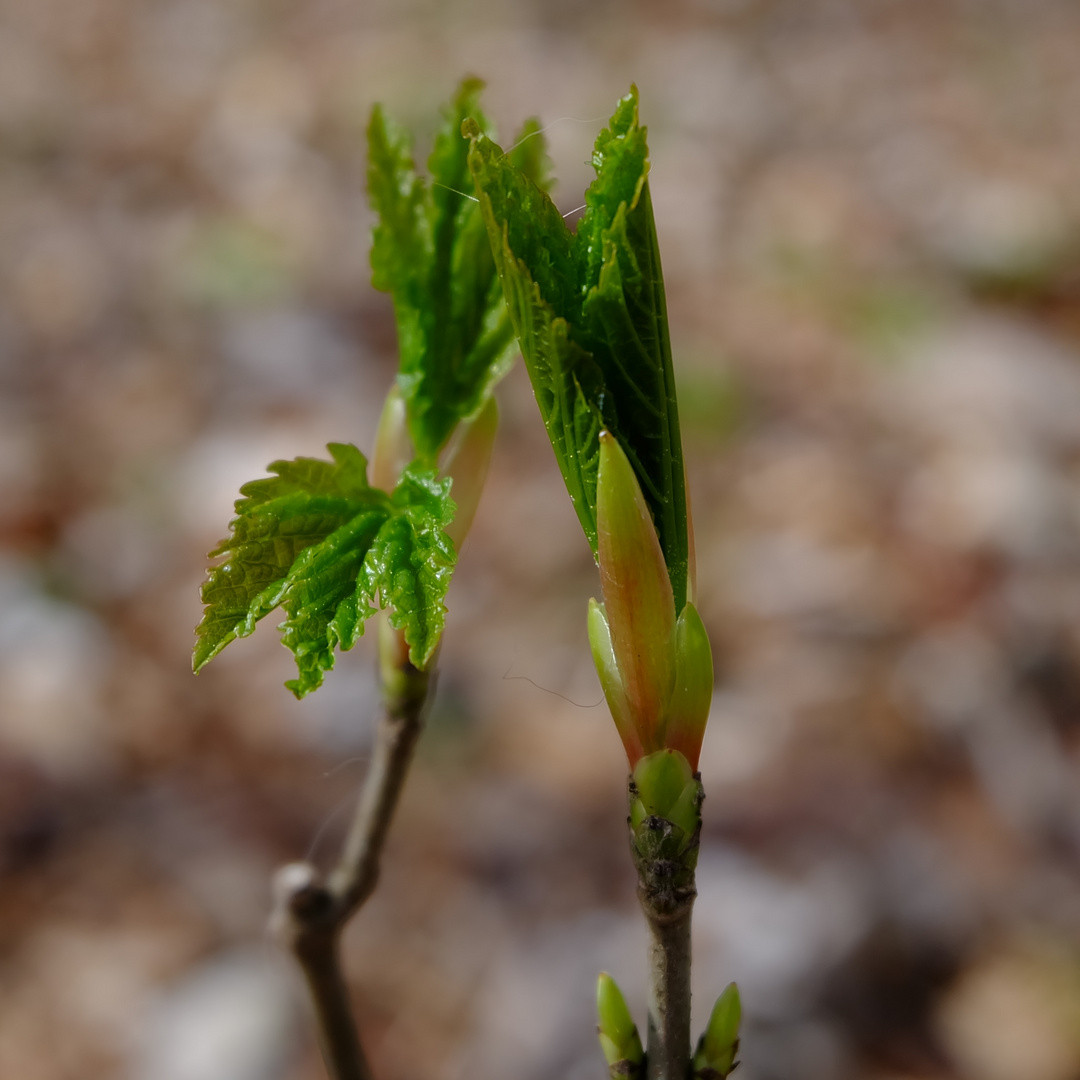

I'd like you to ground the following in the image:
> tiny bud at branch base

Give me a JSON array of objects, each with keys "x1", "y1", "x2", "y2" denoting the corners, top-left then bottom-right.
[
  {"x1": 693, "y1": 982, "x2": 741, "y2": 1079},
  {"x1": 597, "y1": 972, "x2": 645, "y2": 1079}
]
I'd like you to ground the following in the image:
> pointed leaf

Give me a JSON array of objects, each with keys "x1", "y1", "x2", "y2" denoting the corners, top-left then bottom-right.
[
  {"x1": 467, "y1": 85, "x2": 688, "y2": 608},
  {"x1": 370, "y1": 83, "x2": 551, "y2": 461}
]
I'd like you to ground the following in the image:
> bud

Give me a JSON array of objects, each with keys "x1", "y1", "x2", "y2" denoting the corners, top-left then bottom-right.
[
  {"x1": 630, "y1": 749, "x2": 700, "y2": 842},
  {"x1": 665, "y1": 602, "x2": 713, "y2": 770},
  {"x1": 628, "y1": 748, "x2": 702, "y2": 918},
  {"x1": 597, "y1": 972, "x2": 644, "y2": 1080},
  {"x1": 596, "y1": 431, "x2": 676, "y2": 746},
  {"x1": 590, "y1": 432, "x2": 713, "y2": 769},
  {"x1": 692, "y1": 983, "x2": 741, "y2": 1079}
]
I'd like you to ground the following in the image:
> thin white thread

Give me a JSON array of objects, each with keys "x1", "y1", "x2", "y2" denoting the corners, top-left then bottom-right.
[
  {"x1": 430, "y1": 181, "x2": 479, "y2": 203},
  {"x1": 304, "y1": 792, "x2": 359, "y2": 863},
  {"x1": 502, "y1": 657, "x2": 604, "y2": 708},
  {"x1": 321, "y1": 755, "x2": 369, "y2": 779},
  {"x1": 503, "y1": 114, "x2": 607, "y2": 157},
  {"x1": 435, "y1": 116, "x2": 604, "y2": 209}
]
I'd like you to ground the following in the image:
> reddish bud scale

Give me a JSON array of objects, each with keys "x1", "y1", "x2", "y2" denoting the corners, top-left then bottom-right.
[{"x1": 589, "y1": 432, "x2": 712, "y2": 769}]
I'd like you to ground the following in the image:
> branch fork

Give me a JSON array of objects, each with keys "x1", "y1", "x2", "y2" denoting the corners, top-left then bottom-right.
[{"x1": 271, "y1": 663, "x2": 431, "y2": 1080}]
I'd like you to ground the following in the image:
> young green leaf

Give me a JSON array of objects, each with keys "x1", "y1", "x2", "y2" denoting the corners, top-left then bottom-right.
[
  {"x1": 193, "y1": 446, "x2": 456, "y2": 697},
  {"x1": 361, "y1": 466, "x2": 457, "y2": 673},
  {"x1": 466, "y1": 85, "x2": 689, "y2": 610},
  {"x1": 193, "y1": 443, "x2": 383, "y2": 673},
  {"x1": 368, "y1": 79, "x2": 552, "y2": 462}
]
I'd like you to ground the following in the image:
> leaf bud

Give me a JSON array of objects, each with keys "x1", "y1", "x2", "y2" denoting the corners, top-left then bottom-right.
[
  {"x1": 630, "y1": 748, "x2": 701, "y2": 843},
  {"x1": 595, "y1": 431, "x2": 676, "y2": 752},
  {"x1": 664, "y1": 601, "x2": 713, "y2": 770},
  {"x1": 590, "y1": 432, "x2": 713, "y2": 768},
  {"x1": 692, "y1": 982, "x2": 741, "y2": 1079},
  {"x1": 596, "y1": 972, "x2": 644, "y2": 1079}
]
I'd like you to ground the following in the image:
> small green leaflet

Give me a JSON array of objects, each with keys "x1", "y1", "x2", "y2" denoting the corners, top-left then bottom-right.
[
  {"x1": 466, "y1": 85, "x2": 689, "y2": 611},
  {"x1": 193, "y1": 444, "x2": 455, "y2": 697},
  {"x1": 368, "y1": 78, "x2": 551, "y2": 462}
]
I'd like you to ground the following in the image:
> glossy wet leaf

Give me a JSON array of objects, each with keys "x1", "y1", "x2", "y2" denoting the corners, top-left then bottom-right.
[
  {"x1": 369, "y1": 79, "x2": 551, "y2": 461},
  {"x1": 194, "y1": 446, "x2": 455, "y2": 696},
  {"x1": 466, "y1": 85, "x2": 688, "y2": 609}
]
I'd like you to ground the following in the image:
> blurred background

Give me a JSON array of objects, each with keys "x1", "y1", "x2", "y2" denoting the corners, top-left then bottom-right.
[{"x1": 2, "y1": 1, "x2": 1080, "y2": 1078}]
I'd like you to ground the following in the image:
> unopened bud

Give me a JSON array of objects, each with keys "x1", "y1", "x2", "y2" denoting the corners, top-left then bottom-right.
[
  {"x1": 595, "y1": 431, "x2": 676, "y2": 755},
  {"x1": 630, "y1": 748, "x2": 701, "y2": 842},
  {"x1": 589, "y1": 434, "x2": 713, "y2": 767},
  {"x1": 664, "y1": 601, "x2": 713, "y2": 771},
  {"x1": 692, "y1": 983, "x2": 741, "y2": 1078},
  {"x1": 597, "y1": 972, "x2": 644, "y2": 1079}
]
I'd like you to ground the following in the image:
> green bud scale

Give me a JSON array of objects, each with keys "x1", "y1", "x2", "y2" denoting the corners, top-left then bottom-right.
[{"x1": 629, "y1": 749, "x2": 703, "y2": 920}]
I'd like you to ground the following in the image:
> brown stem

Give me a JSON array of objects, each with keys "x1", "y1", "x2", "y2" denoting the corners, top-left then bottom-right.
[
  {"x1": 628, "y1": 770, "x2": 702, "y2": 1080},
  {"x1": 642, "y1": 899, "x2": 693, "y2": 1080},
  {"x1": 271, "y1": 661, "x2": 431, "y2": 1080}
]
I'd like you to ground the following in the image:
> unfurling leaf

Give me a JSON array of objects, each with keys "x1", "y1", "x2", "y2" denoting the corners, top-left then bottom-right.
[
  {"x1": 194, "y1": 446, "x2": 455, "y2": 697},
  {"x1": 369, "y1": 80, "x2": 551, "y2": 462},
  {"x1": 466, "y1": 84, "x2": 688, "y2": 610}
]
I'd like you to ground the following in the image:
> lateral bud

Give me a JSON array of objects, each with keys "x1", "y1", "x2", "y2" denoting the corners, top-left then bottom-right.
[
  {"x1": 692, "y1": 982, "x2": 741, "y2": 1079},
  {"x1": 597, "y1": 972, "x2": 645, "y2": 1080}
]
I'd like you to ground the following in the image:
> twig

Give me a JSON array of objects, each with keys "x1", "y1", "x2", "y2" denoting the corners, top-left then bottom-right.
[
  {"x1": 629, "y1": 774, "x2": 701, "y2": 1080},
  {"x1": 642, "y1": 901, "x2": 693, "y2": 1080},
  {"x1": 272, "y1": 661, "x2": 432, "y2": 1080}
]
